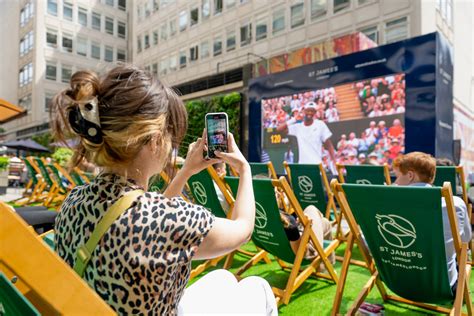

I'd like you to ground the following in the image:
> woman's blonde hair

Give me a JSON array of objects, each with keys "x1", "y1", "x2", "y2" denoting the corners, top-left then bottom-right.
[{"x1": 51, "y1": 65, "x2": 187, "y2": 168}]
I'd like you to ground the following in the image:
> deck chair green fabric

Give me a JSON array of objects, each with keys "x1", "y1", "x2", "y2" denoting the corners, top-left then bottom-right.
[
  {"x1": 225, "y1": 176, "x2": 339, "y2": 305},
  {"x1": 0, "y1": 272, "x2": 40, "y2": 316},
  {"x1": 188, "y1": 169, "x2": 227, "y2": 219},
  {"x1": 23, "y1": 158, "x2": 38, "y2": 188},
  {"x1": 32, "y1": 157, "x2": 54, "y2": 189},
  {"x1": 331, "y1": 181, "x2": 472, "y2": 315},
  {"x1": 284, "y1": 163, "x2": 333, "y2": 217},
  {"x1": 70, "y1": 169, "x2": 86, "y2": 186},
  {"x1": 337, "y1": 164, "x2": 391, "y2": 185},
  {"x1": 45, "y1": 164, "x2": 68, "y2": 194},
  {"x1": 226, "y1": 176, "x2": 300, "y2": 263},
  {"x1": 249, "y1": 162, "x2": 277, "y2": 179},
  {"x1": 148, "y1": 172, "x2": 170, "y2": 193},
  {"x1": 433, "y1": 166, "x2": 468, "y2": 202}
]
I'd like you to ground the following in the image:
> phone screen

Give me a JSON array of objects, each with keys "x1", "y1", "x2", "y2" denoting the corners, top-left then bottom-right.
[{"x1": 206, "y1": 113, "x2": 228, "y2": 158}]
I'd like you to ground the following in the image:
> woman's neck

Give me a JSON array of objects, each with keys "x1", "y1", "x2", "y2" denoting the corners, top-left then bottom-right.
[{"x1": 104, "y1": 165, "x2": 150, "y2": 189}]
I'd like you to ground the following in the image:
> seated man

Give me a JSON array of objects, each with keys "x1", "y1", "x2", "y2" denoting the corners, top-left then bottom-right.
[{"x1": 393, "y1": 152, "x2": 472, "y2": 289}]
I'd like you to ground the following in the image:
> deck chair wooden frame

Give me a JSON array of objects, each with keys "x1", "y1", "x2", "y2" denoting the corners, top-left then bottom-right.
[
  {"x1": 249, "y1": 162, "x2": 278, "y2": 179},
  {"x1": 0, "y1": 202, "x2": 115, "y2": 315},
  {"x1": 225, "y1": 176, "x2": 339, "y2": 306},
  {"x1": 36, "y1": 157, "x2": 67, "y2": 207},
  {"x1": 73, "y1": 167, "x2": 91, "y2": 184},
  {"x1": 434, "y1": 165, "x2": 473, "y2": 262},
  {"x1": 330, "y1": 180, "x2": 472, "y2": 316},
  {"x1": 14, "y1": 158, "x2": 47, "y2": 206},
  {"x1": 186, "y1": 167, "x2": 264, "y2": 279},
  {"x1": 336, "y1": 163, "x2": 392, "y2": 185}
]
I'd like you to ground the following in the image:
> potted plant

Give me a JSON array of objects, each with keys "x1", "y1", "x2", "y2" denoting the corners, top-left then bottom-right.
[{"x1": 0, "y1": 156, "x2": 10, "y2": 194}]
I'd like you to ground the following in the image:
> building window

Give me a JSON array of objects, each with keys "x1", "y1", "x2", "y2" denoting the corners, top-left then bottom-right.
[
  {"x1": 105, "y1": 46, "x2": 114, "y2": 62},
  {"x1": 169, "y1": 56, "x2": 177, "y2": 72},
  {"x1": 179, "y1": 11, "x2": 187, "y2": 32},
  {"x1": 160, "y1": 23, "x2": 167, "y2": 41},
  {"x1": 91, "y1": 42, "x2": 101, "y2": 59},
  {"x1": 19, "y1": 94, "x2": 32, "y2": 111},
  {"x1": 213, "y1": 36, "x2": 222, "y2": 56},
  {"x1": 106, "y1": 0, "x2": 114, "y2": 6},
  {"x1": 202, "y1": 0, "x2": 210, "y2": 20},
  {"x1": 105, "y1": 17, "x2": 114, "y2": 35},
  {"x1": 118, "y1": 21, "x2": 126, "y2": 38},
  {"x1": 62, "y1": 34, "x2": 73, "y2": 52},
  {"x1": 144, "y1": 33, "x2": 150, "y2": 48},
  {"x1": 190, "y1": 7, "x2": 199, "y2": 26},
  {"x1": 226, "y1": 0, "x2": 236, "y2": 9},
  {"x1": 226, "y1": 29, "x2": 236, "y2": 51},
  {"x1": 179, "y1": 50, "x2": 187, "y2": 68},
  {"x1": 384, "y1": 16, "x2": 408, "y2": 43},
  {"x1": 46, "y1": 29, "x2": 57, "y2": 48},
  {"x1": 291, "y1": 1, "x2": 304, "y2": 29},
  {"x1": 20, "y1": 31, "x2": 34, "y2": 56},
  {"x1": 153, "y1": 29, "x2": 159, "y2": 45},
  {"x1": 19, "y1": 63, "x2": 33, "y2": 87},
  {"x1": 117, "y1": 49, "x2": 126, "y2": 61},
  {"x1": 20, "y1": 2, "x2": 34, "y2": 27},
  {"x1": 159, "y1": 58, "x2": 167, "y2": 75},
  {"x1": 61, "y1": 65, "x2": 72, "y2": 83},
  {"x1": 152, "y1": 63, "x2": 158, "y2": 76},
  {"x1": 46, "y1": 63, "x2": 57, "y2": 80},
  {"x1": 44, "y1": 92, "x2": 54, "y2": 112},
  {"x1": 201, "y1": 40, "x2": 210, "y2": 59},
  {"x1": 256, "y1": 18, "x2": 267, "y2": 41},
  {"x1": 334, "y1": 0, "x2": 350, "y2": 14},
  {"x1": 360, "y1": 25, "x2": 378, "y2": 44},
  {"x1": 77, "y1": 37, "x2": 87, "y2": 56},
  {"x1": 311, "y1": 0, "x2": 326, "y2": 20},
  {"x1": 240, "y1": 23, "x2": 251, "y2": 46},
  {"x1": 78, "y1": 8, "x2": 87, "y2": 27},
  {"x1": 169, "y1": 19, "x2": 177, "y2": 36},
  {"x1": 190, "y1": 45, "x2": 199, "y2": 61},
  {"x1": 272, "y1": 8, "x2": 285, "y2": 35},
  {"x1": 137, "y1": 36, "x2": 142, "y2": 53},
  {"x1": 47, "y1": 0, "x2": 57, "y2": 16},
  {"x1": 92, "y1": 12, "x2": 101, "y2": 30},
  {"x1": 118, "y1": 0, "x2": 126, "y2": 11},
  {"x1": 63, "y1": 2, "x2": 73, "y2": 21},
  {"x1": 214, "y1": 0, "x2": 223, "y2": 15}
]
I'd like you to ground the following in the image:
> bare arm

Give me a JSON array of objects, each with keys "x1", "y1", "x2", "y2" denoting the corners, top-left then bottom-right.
[
  {"x1": 194, "y1": 134, "x2": 255, "y2": 260},
  {"x1": 324, "y1": 138, "x2": 336, "y2": 162}
]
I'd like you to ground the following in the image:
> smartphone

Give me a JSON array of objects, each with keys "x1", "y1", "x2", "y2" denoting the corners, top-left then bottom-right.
[{"x1": 205, "y1": 112, "x2": 229, "y2": 159}]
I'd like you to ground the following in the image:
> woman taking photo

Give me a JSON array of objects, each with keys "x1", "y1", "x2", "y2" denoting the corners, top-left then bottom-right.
[{"x1": 52, "y1": 65, "x2": 276, "y2": 315}]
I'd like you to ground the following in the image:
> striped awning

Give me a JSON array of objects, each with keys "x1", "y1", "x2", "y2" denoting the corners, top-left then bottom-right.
[{"x1": 0, "y1": 98, "x2": 27, "y2": 124}]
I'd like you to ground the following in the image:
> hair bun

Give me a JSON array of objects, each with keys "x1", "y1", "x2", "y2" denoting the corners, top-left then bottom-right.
[{"x1": 70, "y1": 70, "x2": 100, "y2": 102}]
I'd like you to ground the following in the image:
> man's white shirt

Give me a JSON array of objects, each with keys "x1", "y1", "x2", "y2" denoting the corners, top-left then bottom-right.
[{"x1": 288, "y1": 120, "x2": 332, "y2": 164}]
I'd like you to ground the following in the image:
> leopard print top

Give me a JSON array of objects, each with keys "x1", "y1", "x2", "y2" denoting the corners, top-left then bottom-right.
[{"x1": 55, "y1": 173, "x2": 215, "y2": 315}]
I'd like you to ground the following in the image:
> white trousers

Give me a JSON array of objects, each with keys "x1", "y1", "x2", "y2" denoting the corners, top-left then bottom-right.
[{"x1": 178, "y1": 269, "x2": 278, "y2": 315}]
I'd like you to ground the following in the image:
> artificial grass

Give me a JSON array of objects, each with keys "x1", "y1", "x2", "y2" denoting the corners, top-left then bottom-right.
[{"x1": 190, "y1": 242, "x2": 474, "y2": 315}]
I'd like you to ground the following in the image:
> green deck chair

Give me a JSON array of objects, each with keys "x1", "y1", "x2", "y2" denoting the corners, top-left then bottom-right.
[
  {"x1": 224, "y1": 176, "x2": 339, "y2": 306},
  {"x1": 148, "y1": 171, "x2": 170, "y2": 193},
  {"x1": 32, "y1": 157, "x2": 63, "y2": 207},
  {"x1": 45, "y1": 163, "x2": 69, "y2": 194},
  {"x1": 70, "y1": 169, "x2": 86, "y2": 186},
  {"x1": 15, "y1": 159, "x2": 43, "y2": 205},
  {"x1": 0, "y1": 272, "x2": 40, "y2": 316},
  {"x1": 336, "y1": 163, "x2": 391, "y2": 185},
  {"x1": 331, "y1": 180, "x2": 472, "y2": 315},
  {"x1": 186, "y1": 167, "x2": 237, "y2": 278},
  {"x1": 249, "y1": 162, "x2": 278, "y2": 179},
  {"x1": 284, "y1": 162, "x2": 335, "y2": 219},
  {"x1": 433, "y1": 166, "x2": 468, "y2": 203}
]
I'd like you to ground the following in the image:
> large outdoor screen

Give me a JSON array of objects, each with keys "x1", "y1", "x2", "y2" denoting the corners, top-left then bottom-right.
[{"x1": 261, "y1": 73, "x2": 406, "y2": 175}]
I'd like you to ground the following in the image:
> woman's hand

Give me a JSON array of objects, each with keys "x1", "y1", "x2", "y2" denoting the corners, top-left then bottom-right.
[
  {"x1": 214, "y1": 133, "x2": 249, "y2": 175},
  {"x1": 181, "y1": 130, "x2": 218, "y2": 176}
]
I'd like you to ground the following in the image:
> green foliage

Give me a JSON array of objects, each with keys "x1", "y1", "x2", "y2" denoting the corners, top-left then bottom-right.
[
  {"x1": 0, "y1": 157, "x2": 9, "y2": 171},
  {"x1": 32, "y1": 132, "x2": 52, "y2": 149},
  {"x1": 52, "y1": 148, "x2": 73, "y2": 167},
  {"x1": 179, "y1": 92, "x2": 241, "y2": 157},
  {"x1": 0, "y1": 127, "x2": 5, "y2": 134}
]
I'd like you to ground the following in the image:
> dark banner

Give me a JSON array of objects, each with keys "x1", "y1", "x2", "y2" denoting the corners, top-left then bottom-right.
[{"x1": 248, "y1": 32, "x2": 453, "y2": 174}]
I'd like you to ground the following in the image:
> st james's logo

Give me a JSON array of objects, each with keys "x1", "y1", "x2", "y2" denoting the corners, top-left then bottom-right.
[
  {"x1": 376, "y1": 214, "x2": 416, "y2": 249},
  {"x1": 356, "y1": 179, "x2": 372, "y2": 185},
  {"x1": 192, "y1": 181, "x2": 207, "y2": 205},
  {"x1": 297, "y1": 176, "x2": 313, "y2": 193},
  {"x1": 254, "y1": 202, "x2": 267, "y2": 229}
]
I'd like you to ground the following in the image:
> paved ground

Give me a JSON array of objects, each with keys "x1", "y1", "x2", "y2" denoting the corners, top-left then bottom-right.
[{"x1": 0, "y1": 187, "x2": 25, "y2": 202}]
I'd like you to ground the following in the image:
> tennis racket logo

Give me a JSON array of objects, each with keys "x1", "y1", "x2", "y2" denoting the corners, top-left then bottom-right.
[
  {"x1": 192, "y1": 181, "x2": 207, "y2": 205},
  {"x1": 376, "y1": 214, "x2": 416, "y2": 249},
  {"x1": 298, "y1": 176, "x2": 313, "y2": 193}
]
